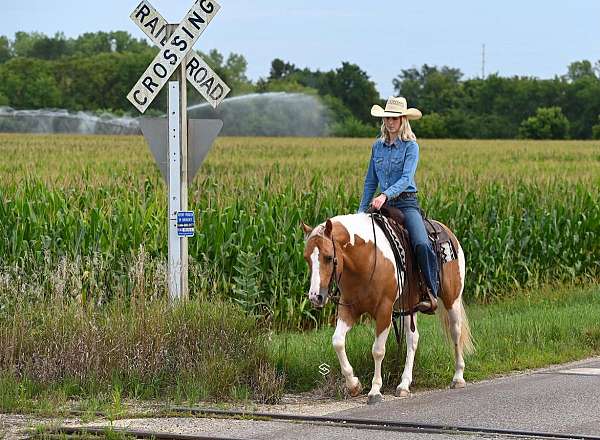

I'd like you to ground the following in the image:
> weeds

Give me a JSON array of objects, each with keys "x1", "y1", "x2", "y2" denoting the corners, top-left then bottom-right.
[{"x1": 0, "y1": 288, "x2": 284, "y2": 411}]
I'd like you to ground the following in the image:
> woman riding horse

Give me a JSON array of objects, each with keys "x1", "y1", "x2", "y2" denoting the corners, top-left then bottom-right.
[{"x1": 301, "y1": 97, "x2": 473, "y2": 403}]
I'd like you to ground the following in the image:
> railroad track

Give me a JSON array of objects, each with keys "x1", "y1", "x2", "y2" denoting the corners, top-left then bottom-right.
[{"x1": 40, "y1": 406, "x2": 600, "y2": 440}]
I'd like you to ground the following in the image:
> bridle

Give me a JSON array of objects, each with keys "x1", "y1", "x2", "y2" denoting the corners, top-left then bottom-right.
[{"x1": 326, "y1": 233, "x2": 343, "y2": 305}]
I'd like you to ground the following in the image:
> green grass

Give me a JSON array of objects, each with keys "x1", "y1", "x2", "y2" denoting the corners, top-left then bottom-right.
[
  {"x1": 270, "y1": 283, "x2": 600, "y2": 393},
  {"x1": 2, "y1": 283, "x2": 599, "y2": 414}
]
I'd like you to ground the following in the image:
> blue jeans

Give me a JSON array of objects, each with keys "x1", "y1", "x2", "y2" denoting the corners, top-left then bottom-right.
[{"x1": 388, "y1": 195, "x2": 440, "y2": 297}]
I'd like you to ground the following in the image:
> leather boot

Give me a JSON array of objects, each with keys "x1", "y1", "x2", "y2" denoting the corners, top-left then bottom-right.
[{"x1": 414, "y1": 289, "x2": 438, "y2": 315}]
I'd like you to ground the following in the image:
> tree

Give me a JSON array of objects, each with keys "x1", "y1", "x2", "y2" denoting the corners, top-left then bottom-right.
[
  {"x1": 321, "y1": 62, "x2": 379, "y2": 123},
  {"x1": 261, "y1": 59, "x2": 378, "y2": 124},
  {"x1": 561, "y1": 75, "x2": 600, "y2": 138},
  {"x1": 197, "y1": 49, "x2": 254, "y2": 95},
  {"x1": 56, "y1": 51, "x2": 156, "y2": 111},
  {"x1": 0, "y1": 58, "x2": 62, "y2": 108},
  {"x1": 0, "y1": 36, "x2": 11, "y2": 63},
  {"x1": 12, "y1": 31, "x2": 45, "y2": 57},
  {"x1": 107, "y1": 31, "x2": 152, "y2": 53},
  {"x1": 412, "y1": 112, "x2": 447, "y2": 138},
  {"x1": 269, "y1": 58, "x2": 297, "y2": 80},
  {"x1": 331, "y1": 117, "x2": 378, "y2": 138},
  {"x1": 255, "y1": 78, "x2": 317, "y2": 95},
  {"x1": 392, "y1": 65, "x2": 463, "y2": 113},
  {"x1": 71, "y1": 32, "x2": 113, "y2": 56},
  {"x1": 592, "y1": 116, "x2": 600, "y2": 140},
  {"x1": 565, "y1": 60, "x2": 596, "y2": 82},
  {"x1": 224, "y1": 53, "x2": 253, "y2": 94},
  {"x1": 29, "y1": 32, "x2": 69, "y2": 60},
  {"x1": 518, "y1": 107, "x2": 570, "y2": 139}
]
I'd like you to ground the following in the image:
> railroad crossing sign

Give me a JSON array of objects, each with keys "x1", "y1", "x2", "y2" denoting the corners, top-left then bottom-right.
[
  {"x1": 129, "y1": 0, "x2": 230, "y2": 110},
  {"x1": 126, "y1": 0, "x2": 229, "y2": 302}
]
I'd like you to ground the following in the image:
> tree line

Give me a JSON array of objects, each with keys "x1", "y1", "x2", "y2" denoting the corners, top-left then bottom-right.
[{"x1": 1, "y1": 31, "x2": 599, "y2": 139}]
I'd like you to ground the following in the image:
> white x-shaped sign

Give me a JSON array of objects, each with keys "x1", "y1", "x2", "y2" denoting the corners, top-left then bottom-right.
[{"x1": 127, "y1": 0, "x2": 231, "y2": 113}]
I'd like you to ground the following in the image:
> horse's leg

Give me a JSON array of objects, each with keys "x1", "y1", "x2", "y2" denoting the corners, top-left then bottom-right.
[
  {"x1": 447, "y1": 299, "x2": 466, "y2": 388},
  {"x1": 332, "y1": 317, "x2": 362, "y2": 396},
  {"x1": 441, "y1": 245, "x2": 474, "y2": 389},
  {"x1": 367, "y1": 320, "x2": 392, "y2": 404},
  {"x1": 396, "y1": 313, "x2": 419, "y2": 397}
]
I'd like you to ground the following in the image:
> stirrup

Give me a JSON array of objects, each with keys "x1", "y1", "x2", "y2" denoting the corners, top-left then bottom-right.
[{"x1": 415, "y1": 292, "x2": 438, "y2": 315}]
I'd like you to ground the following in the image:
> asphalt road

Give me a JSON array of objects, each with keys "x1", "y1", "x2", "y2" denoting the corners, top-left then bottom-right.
[
  {"x1": 330, "y1": 356, "x2": 600, "y2": 439},
  {"x1": 236, "y1": 356, "x2": 600, "y2": 439}
]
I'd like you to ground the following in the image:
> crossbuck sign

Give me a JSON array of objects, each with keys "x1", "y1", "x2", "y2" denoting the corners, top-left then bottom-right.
[
  {"x1": 127, "y1": 0, "x2": 230, "y2": 301},
  {"x1": 128, "y1": 0, "x2": 230, "y2": 111}
]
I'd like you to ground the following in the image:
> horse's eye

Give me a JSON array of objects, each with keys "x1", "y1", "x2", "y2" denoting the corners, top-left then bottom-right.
[{"x1": 324, "y1": 256, "x2": 333, "y2": 263}]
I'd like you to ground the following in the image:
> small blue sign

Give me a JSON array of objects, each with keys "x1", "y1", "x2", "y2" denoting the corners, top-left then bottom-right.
[{"x1": 177, "y1": 211, "x2": 195, "y2": 237}]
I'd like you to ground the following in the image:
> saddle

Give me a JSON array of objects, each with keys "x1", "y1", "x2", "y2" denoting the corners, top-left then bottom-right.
[{"x1": 369, "y1": 205, "x2": 458, "y2": 316}]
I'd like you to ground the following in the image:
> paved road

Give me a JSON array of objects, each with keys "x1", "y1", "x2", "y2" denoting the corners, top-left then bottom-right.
[
  {"x1": 334, "y1": 356, "x2": 600, "y2": 437},
  {"x1": 30, "y1": 357, "x2": 600, "y2": 439}
]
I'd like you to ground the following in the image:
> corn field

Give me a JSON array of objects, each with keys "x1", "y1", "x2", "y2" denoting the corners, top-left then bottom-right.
[{"x1": 0, "y1": 134, "x2": 598, "y2": 329}]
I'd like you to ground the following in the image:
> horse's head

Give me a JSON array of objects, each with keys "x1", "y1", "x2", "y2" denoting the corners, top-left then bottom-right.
[{"x1": 301, "y1": 219, "x2": 342, "y2": 308}]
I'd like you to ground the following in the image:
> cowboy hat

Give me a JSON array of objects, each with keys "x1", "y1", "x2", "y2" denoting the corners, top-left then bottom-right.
[{"x1": 371, "y1": 96, "x2": 422, "y2": 120}]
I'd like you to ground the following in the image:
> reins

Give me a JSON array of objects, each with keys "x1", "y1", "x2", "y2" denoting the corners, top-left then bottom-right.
[{"x1": 327, "y1": 232, "x2": 343, "y2": 305}]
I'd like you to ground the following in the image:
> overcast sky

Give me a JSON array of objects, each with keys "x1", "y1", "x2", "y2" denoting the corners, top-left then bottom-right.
[{"x1": 2, "y1": 0, "x2": 599, "y2": 97}]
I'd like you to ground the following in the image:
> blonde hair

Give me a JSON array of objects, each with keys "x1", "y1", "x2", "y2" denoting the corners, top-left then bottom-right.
[{"x1": 379, "y1": 116, "x2": 417, "y2": 142}]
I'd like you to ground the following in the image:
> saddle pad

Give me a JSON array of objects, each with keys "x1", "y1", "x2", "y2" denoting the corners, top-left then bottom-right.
[
  {"x1": 371, "y1": 213, "x2": 406, "y2": 273},
  {"x1": 424, "y1": 219, "x2": 457, "y2": 263}
]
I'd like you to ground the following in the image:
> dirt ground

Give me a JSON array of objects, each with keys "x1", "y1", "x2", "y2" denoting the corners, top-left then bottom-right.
[{"x1": 0, "y1": 392, "x2": 367, "y2": 439}]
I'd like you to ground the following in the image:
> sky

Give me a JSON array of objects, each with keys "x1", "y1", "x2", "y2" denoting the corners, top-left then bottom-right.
[{"x1": 2, "y1": 0, "x2": 600, "y2": 98}]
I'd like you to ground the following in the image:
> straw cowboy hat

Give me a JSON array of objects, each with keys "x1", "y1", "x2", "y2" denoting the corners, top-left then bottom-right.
[{"x1": 371, "y1": 96, "x2": 422, "y2": 120}]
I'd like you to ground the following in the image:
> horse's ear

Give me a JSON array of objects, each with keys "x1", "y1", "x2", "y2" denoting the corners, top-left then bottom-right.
[
  {"x1": 324, "y1": 219, "x2": 333, "y2": 238},
  {"x1": 301, "y1": 221, "x2": 313, "y2": 240}
]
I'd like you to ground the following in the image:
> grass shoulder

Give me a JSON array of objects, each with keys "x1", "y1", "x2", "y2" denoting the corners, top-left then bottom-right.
[
  {"x1": 1, "y1": 283, "x2": 598, "y2": 419},
  {"x1": 270, "y1": 282, "x2": 600, "y2": 393}
]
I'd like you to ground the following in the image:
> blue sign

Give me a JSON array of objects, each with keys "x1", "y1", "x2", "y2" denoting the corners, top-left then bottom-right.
[{"x1": 177, "y1": 211, "x2": 195, "y2": 237}]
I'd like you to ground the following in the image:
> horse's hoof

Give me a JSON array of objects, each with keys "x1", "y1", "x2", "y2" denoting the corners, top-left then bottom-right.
[
  {"x1": 367, "y1": 393, "x2": 383, "y2": 405},
  {"x1": 450, "y1": 379, "x2": 466, "y2": 389},
  {"x1": 395, "y1": 387, "x2": 410, "y2": 398},
  {"x1": 349, "y1": 380, "x2": 363, "y2": 397}
]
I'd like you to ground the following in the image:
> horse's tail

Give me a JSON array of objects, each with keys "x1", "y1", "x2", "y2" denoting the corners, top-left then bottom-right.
[{"x1": 438, "y1": 295, "x2": 475, "y2": 355}]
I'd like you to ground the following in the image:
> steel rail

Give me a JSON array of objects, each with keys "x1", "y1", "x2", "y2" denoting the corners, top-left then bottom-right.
[
  {"x1": 46, "y1": 405, "x2": 600, "y2": 440},
  {"x1": 175, "y1": 406, "x2": 600, "y2": 440}
]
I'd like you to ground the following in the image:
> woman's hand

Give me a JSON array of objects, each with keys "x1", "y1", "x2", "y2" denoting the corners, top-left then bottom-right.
[{"x1": 371, "y1": 193, "x2": 387, "y2": 210}]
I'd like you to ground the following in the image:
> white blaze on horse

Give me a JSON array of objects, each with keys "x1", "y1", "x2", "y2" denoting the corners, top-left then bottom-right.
[{"x1": 302, "y1": 213, "x2": 474, "y2": 404}]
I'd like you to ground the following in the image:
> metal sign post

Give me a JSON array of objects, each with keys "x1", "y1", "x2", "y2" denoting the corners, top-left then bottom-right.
[
  {"x1": 127, "y1": 0, "x2": 230, "y2": 301},
  {"x1": 168, "y1": 81, "x2": 182, "y2": 299}
]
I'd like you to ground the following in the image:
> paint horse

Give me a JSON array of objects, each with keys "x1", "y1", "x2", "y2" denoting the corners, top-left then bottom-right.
[{"x1": 302, "y1": 213, "x2": 474, "y2": 404}]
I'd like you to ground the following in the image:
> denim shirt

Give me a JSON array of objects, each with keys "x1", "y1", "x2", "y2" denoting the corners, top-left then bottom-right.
[{"x1": 358, "y1": 137, "x2": 419, "y2": 212}]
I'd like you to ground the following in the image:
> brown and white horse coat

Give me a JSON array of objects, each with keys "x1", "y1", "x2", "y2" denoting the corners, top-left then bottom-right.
[{"x1": 302, "y1": 213, "x2": 473, "y2": 403}]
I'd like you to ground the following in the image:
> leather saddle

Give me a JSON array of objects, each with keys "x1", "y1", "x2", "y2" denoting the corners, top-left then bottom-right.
[{"x1": 369, "y1": 205, "x2": 457, "y2": 315}]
